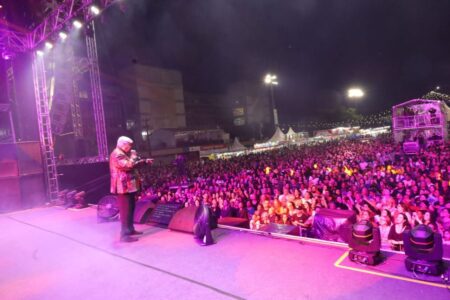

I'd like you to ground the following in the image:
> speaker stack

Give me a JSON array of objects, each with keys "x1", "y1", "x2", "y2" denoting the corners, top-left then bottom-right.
[{"x1": 0, "y1": 142, "x2": 46, "y2": 212}]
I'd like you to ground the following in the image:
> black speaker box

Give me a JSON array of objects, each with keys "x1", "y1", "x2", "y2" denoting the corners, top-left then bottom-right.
[
  {"x1": 0, "y1": 174, "x2": 46, "y2": 212},
  {"x1": 0, "y1": 142, "x2": 43, "y2": 178}
]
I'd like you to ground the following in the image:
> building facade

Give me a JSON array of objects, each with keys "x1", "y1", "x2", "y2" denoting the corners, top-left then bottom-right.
[{"x1": 120, "y1": 64, "x2": 186, "y2": 150}]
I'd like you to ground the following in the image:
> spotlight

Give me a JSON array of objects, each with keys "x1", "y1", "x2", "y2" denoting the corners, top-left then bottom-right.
[
  {"x1": 73, "y1": 20, "x2": 83, "y2": 29},
  {"x1": 59, "y1": 32, "x2": 68, "y2": 40},
  {"x1": 1, "y1": 50, "x2": 15, "y2": 60},
  {"x1": 36, "y1": 50, "x2": 44, "y2": 57},
  {"x1": 90, "y1": 5, "x2": 101, "y2": 15},
  {"x1": 403, "y1": 224, "x2": 445, "y2": 276},
  {"x1": 348, "y1": 220, "x2": 382, "y2": 265},
  {"x1": 45, "y1": 42, "x2": 53, "y2": 49}
]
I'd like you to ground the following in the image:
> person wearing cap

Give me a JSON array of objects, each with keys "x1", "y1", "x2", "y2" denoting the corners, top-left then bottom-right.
[{"x1": 110, "y1": 136, "x2": 153, "y2": 242}]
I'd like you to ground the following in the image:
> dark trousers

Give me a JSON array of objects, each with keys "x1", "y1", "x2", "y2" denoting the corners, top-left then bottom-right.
[{"x1": 117, "y1": 192, "x2": 136, "y2": 237}]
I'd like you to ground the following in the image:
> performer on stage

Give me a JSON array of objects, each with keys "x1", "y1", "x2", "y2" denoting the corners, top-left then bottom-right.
[{"x1": 110, "y1": 136, "x2": 153, "y2": 242}]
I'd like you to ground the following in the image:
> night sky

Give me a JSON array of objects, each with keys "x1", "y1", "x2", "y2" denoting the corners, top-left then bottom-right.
[{"x1": 6, "y1": 0, "x2": 450, "y2": 123}]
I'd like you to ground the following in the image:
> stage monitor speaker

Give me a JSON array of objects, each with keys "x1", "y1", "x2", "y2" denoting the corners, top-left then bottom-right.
[
  {"x1": 134, "y1": 197, "x2": 157, "y2": 224},
  {"x1": 218, "y1": 217, "x2": 249, "y2": 228},
  {"x1": 311, "y1": 208, "x2": 356, "y2": 242},
  {"x1": 259, "y1": 223, "x2": 300, "y2": 236},
  {"x1": 168, "y1": 206, "x2": 197, "y2": 233}
]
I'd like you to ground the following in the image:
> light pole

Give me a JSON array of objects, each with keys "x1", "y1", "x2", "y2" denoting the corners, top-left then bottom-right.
[
  {"x1": 346, "y1": 87, "x2": 364, "y2": 126},
  {"x1": 264, "y1": 73, "x2": 279, "y2": 128}
]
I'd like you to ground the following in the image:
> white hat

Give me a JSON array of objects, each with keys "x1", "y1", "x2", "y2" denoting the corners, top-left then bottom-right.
[{"x1": 117, "y1": 136, "x2": 133, "y2": 148}]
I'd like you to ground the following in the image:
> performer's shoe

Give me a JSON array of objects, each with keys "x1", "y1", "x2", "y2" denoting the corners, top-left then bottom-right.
[
  {"x1": 120, "y1": 235, "x2": 139, "y2": 243},
  {"x1": 130, "y1": 230, "x2": 144, "y2": 235}
]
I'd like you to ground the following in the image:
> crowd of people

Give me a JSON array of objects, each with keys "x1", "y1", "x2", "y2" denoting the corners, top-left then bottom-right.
[{"x1": 139, "y1": 136, "x2": 450, "y2": 250}]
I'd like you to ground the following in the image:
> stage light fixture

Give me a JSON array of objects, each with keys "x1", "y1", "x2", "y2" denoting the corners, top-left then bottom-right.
[
  {"x1": 403, "y1": 224, "x2": 445, "y2": 276},
  {"x1": 73, "y1": 20, "x2": 83, "y2": 29},
  {"x1": 36, "y1": 50, "x2": 44, "y2": 57},
  {"x1": 1, "y1": 50, "x2": 14, "y2": 60},
  {"x1": 59, "y1": 32, "x2": 68, "y2": 40},
  {"x1": 348, "y1": 220, "x2": 382, "y2": 265},
  {"x1": 90, "y1": 5, "x2": 101, "y2": 15},
  {"x1": 45, "y1": 42, "x2": 53, "y2": 49}
]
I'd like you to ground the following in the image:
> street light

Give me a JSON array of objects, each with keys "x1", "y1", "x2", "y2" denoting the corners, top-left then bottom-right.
[
  {"x1": 264, "y1": 73, "x2": 279, "y2": 127},
  {"x1": 347, "y1": 88, "x2": 364, "y2": 99},
  {"x1": 346, "y1": 87, "x2": 365, "y2": 127}
]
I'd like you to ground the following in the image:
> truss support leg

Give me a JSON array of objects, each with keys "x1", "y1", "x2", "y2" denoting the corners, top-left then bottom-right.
[
  {"x1": 32, "y1": 53, "x2": 59, "y2": 202},
  {"x1": 86, "y1": 21, "x2": 108, "y2": 160}
]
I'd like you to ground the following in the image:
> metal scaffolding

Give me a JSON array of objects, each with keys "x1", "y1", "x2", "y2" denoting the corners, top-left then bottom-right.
[
  {"x1": 32, "y1": 53, "x2": 59, "y2": 201},
  {"x1": 86, "y1": 22, "x2": 108, "y2": 159},
  {"x1": 4, "y1": 60, "x2": 17, "y2": 142},
  {"x1": 0, "y1": 0, "x2": 120, "y2": 201}
]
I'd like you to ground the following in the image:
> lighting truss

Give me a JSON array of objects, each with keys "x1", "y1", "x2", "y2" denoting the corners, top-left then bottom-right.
[
  {"x1": 0, "y1": 0, "x2": 120, "y2": 201},
  {"x1": 1, "y1": 0, "x2": 118, "y2": 54}
]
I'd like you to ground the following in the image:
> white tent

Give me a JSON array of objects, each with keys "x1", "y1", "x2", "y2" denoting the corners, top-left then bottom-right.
[
  {"x1": 267, "y1": 126, "x2": 286, "y2": 143},
  {"x1": 286, "y1": 127, "x2": 297, "y2": 140},
  {"x1": 229, "y1": 137, "x2": 247, "y2": 151},
  {"x1": 254, "y1": 126, "x2": 287, "y2": 149}
]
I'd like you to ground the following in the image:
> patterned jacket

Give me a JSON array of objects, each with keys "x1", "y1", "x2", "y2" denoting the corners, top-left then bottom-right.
[{"x1": 109, "y1": 147, "x2": 140, "y2": 194}]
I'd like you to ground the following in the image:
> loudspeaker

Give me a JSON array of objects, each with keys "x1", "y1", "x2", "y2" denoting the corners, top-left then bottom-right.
[
  {"x1": 16, "y1": 142, "x2": 43, "y2": 175},
  {"x1": 0, "y1": 143, "x2": 18, "y2": 178},
  {"x1": 168, "y1": 206, "x2": 197, "y2": 233},
  {"x1": 218, "y1": 217, "x2": 249, "y2": 228},
  {"x1": 134, "y1": 197, "x2": 156, "y2": 224},
  {"x1": 259, "y1": 223, "x2": 300, "y2": 236},
  {"x1": 0, "y1": 142, "x2": 42, "y2": 178},
  {"x1": 0, "y1": 174, "x2": 46, "y2": 212}
]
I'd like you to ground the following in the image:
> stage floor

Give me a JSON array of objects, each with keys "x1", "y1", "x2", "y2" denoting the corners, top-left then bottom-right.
[{"x1": 0, "y1": 207, "x2": 449, "y2": 300}]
